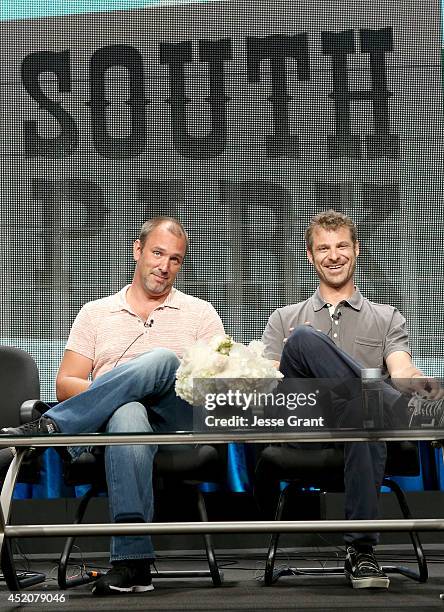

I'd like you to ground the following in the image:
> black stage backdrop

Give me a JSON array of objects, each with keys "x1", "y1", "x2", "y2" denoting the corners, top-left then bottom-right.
[{"x1": 0, "y1": 0, "x2": 443, "y2": 399}]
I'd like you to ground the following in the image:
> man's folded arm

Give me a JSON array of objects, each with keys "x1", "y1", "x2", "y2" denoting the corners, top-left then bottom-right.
[
  {"x1": 386, "y1": 350, "x2": 443, "y2": 399},
  {"x1": 56, "y1": 349, "x2": 93, "y2": 402}
]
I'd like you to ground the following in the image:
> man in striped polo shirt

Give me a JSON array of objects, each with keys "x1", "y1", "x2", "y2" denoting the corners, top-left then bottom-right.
[{"x1": 5, "y1": 217, "x2": 224, "y2": 596}]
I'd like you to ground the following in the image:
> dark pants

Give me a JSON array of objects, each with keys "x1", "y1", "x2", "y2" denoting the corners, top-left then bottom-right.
[{"x1": 279, "y1": 325, "x2": 393, "y2": 547}]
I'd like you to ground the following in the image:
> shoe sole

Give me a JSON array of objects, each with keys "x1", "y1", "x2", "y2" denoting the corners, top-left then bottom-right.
[
  {"x1": 92, "y1": 584, "x2": 154, "y2": 595},
  {"x1": 345, "y1": 573, "x2": 390, "y2": 589}
]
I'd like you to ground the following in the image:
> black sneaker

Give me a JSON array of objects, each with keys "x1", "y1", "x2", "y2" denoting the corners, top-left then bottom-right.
[
  {"x1": 91, "y1": 561, "x2": 153, "y2": 596},
  {"x1": 408, "y1": 396, "x2": 444, "y2": 428},
  {"x1": 1, "y1": 417, "x2": 59, "y2": 436},
  {"x1": 344, "y1": 546, "x2": 389, "y2": 589}
]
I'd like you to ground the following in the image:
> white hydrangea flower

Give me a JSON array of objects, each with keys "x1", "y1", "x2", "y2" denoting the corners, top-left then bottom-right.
[{"x1": 175, "y1": 334, "x2": 283, "y2": 405}]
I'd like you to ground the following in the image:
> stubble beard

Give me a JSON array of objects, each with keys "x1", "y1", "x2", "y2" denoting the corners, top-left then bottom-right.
[
  {"x1": 317, "y1": 258, "x2": 356, "y2": 289},
  {"x1": 143, "y1": 274, "x2": 170, "y2": 296}
]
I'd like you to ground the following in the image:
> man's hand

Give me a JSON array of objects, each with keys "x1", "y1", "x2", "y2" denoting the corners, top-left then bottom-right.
[
  {"x1": 283, "y1": 322, "x2": 323, "y2": 345},
  {"x1": 407, "y1": 376, "x2": 444, "y2": 400},
  {"x1": 283, "y1": 327, "x2": 295, "y2": 344}
]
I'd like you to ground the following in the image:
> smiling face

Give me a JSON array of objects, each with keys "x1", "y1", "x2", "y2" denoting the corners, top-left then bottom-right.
[
  {"x1": 133, "y1": 223, "x2": 187, "y2": 299},
  {"x1": 307, "y1": 226, "x2": 359, "y2": 293}
]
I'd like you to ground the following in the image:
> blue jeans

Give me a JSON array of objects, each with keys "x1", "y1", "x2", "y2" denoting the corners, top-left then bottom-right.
[
  {"x1": 281, "y1": 326, "x2": 399, "y2": 547},
  {"x1": 45, "y1": 348, "x2": 191, "y2": 561}
]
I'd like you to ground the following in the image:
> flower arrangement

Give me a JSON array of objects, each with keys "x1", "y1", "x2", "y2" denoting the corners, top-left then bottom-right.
[{"x1": 175, "y1": 334, "x2": 283, "y2": 405}]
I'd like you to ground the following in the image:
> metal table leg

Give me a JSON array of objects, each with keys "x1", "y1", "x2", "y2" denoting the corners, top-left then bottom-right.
[{"x1": 1, "y1": 449, "x2": 30, "y2": 591}]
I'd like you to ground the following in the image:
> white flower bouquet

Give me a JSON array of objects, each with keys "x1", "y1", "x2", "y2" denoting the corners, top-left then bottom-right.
[{"x1": 175, "y1": 334, "x2": 283, "y2": 406}]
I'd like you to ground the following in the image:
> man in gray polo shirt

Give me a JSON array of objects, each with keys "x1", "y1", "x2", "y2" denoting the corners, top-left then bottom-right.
[{"x1": 261, "y1": 209, "x2": 439, "y2": 589}]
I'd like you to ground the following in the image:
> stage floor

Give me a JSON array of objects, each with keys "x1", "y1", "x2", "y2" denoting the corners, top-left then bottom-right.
[{"x1": 1, "y1": 545, "x2": 444, "y2": 611}]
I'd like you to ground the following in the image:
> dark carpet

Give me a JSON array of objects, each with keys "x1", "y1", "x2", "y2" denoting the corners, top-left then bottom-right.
[{"x1": 1, "y1": 547, "x2": 444, "y2": 611}]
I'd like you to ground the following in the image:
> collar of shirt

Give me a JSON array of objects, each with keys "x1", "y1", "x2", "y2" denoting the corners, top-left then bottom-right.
[
  {"x1": 311, "y1": 286, "x2": 364, "y2": 312},
  {"x1": 109, "y1": 285, "x2": 184, "y2": 315}
]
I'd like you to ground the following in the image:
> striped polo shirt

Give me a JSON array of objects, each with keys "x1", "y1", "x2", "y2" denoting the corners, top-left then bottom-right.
[{"x1": 66, "y1": 285, "x2": 225, "y2": 379}]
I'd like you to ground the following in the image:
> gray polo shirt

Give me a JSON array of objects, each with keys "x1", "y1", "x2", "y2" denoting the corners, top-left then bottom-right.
[{"x1": 262, "y1": 287, "x2": 410, "y2": 375}]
